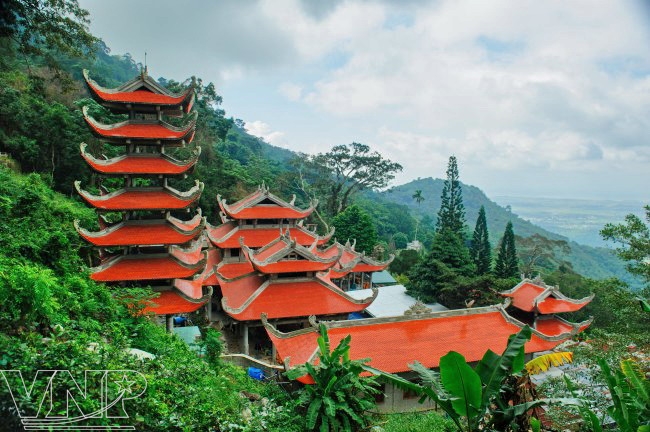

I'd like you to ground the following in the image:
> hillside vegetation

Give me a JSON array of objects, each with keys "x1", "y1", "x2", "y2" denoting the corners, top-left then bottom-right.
[{"x1": 377, "y1": 177, "x2": 642, "y2": 288}]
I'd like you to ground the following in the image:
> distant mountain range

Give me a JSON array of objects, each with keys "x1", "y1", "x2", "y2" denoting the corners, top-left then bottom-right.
[{"x1": 376, "y1": 177, "x2": 643, "y2": 289}]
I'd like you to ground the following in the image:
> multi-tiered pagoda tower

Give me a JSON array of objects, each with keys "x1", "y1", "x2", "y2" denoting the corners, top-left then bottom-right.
[{"x1": 75, "y1": 69, "x2": 211, "y2": 327}]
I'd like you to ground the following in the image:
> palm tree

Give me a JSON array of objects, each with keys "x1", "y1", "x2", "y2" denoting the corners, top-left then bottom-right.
[{"x1": 412, "y1": 189, "x2": 425, "y2": 241}]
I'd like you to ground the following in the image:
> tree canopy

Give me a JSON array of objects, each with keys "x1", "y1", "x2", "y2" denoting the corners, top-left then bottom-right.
[
  {"x1": 495, "y1": 221, "x2": 519, "y2": 279},
  {"x1": 291, "y1": 142, "x2": 402, "y2": 218},
  {"x1": 332, "y1": 205, "x2": 378, "y2": 255},
  {"x1": 436, "y1": 156, "x2": 466, "y2": 235},
  {"x1": 470, "y1": 206, "x2": 492, "y2": 275},
  {"x1": 1, "y1": 0, "x2": 98, "y2": 80},
  {"x1": 601, "y1": 205, "x2": 650, "y2": 286}
]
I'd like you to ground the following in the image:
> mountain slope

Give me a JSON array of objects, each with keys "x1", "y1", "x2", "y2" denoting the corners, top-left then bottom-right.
[{"x1": 377, "y1": 177, "x2": 641, "y2": 288}]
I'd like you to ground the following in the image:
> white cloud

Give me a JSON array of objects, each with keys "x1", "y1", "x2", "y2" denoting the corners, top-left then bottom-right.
[
  {"x1": 244, "y1": 121, "x2": 288, "y2": 147},
  {"x1": 278, "y1": 82, "x2": 303, "y2": 101},
  {"x1": 80, "y1": 0, "x2": 650, "y2": 199}
]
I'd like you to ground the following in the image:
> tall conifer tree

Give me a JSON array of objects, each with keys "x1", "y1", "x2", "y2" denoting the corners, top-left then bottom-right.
[
  {"x1": 471, "y1": 206, "x2": 492, "y2": 275},
  {"x1": 436, "y1": 156, "x2": 465, "y2": 235},
  {"x1": 495, "y1": 221, "x2": 519, "y2": 278}
]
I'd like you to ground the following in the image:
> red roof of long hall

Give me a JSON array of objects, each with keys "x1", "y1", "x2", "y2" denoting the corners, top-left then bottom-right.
[
  {"x1": 83, "y1": 106, "x2": 197, "y2": 143},
  {"x1": 75, "y1": 213, "x2": 203, "y2": 247},
  {"x1": 80, "y1": 143, "x2": 200, "y2": 175},
  {"x1": 217, "y1": 184, "x2": 316, "y2": 220},
  {"x1": 221, "y1": 275, "x2": 377, "y2": 321},
  {"x1": 84, "y1": 69, "x2": 194, "y2": 112},
  {"x1": 501, "y1": 280, "x2": 594, "y2": 314},
  {"x1": 206, "y1": 222, "x2": 333, "y2": 249},
  {"x1": 90, "y1": 254, "x2": 205, "y2": 282},
  {"x1": 75, "y1": 181, "x2": 203, "y2": 211},
  {"x1": 265, "y1": 306, "x2": 573, "y2": 379},
  {"x1": 143, "y1": 290, "x2": 209, "y2": 315}
]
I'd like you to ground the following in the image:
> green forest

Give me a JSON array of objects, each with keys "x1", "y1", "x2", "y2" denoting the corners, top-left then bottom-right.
[{"x1": 0, "y1": 1, "x2": 648, "y2": 431}]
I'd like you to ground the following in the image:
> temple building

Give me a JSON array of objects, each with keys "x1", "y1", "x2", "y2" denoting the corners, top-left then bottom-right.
[
  {"x1": 500, "y1": 278, "x2": 594, "y2": 338},
  {"x1": 75, "y1": 69, "x2": 211, "y2": 328},
  {"x1": 205, "y1": 184, "x2": 392, "y2": 355},
  {"x1": 73, "y1": 71, "x2": 594, "y2": 412},
  {"x1": 263, "y1": 278, "x2": 593, "y2": 411}
]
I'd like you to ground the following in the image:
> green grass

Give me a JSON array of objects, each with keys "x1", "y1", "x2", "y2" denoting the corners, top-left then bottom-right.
[{"x1": 374, "y1": 410, "x2": 455, "y2": 432}]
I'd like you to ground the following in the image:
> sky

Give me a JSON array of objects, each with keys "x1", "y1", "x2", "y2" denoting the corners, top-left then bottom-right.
[{"x1": 79, "y1": 0, "x2": 650, "y2": 201}]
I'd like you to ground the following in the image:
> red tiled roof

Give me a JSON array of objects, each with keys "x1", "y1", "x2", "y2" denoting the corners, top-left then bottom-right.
[
  {"x1": 502, "y1": 283, "x2": 545, "y2": 312},
  {"x1": 537, "y1": 297, "x2": 592, "y2": 314},
  {"x1": 174, "y1": 277, "x2": 204, "y2": 300},
  {"x1": 253, "y1": 261, "x2": 338, "y2": 274},
  {"x1": 86, "y1": 120, "x2": 194, "y2": 140},
  {"x1": 218, "y1": 186, "x2": 316, "y2": 220},
  {"x1": 88, "y1": 84, "x2": 191, "y2": 105},
  {"x1": 80, "y1": 143, "x2": 199, "y2": 175},
  {"x1": 222, "y1": 277, "x2": 375, "y2": 321},
  {"x1": 502, "y1": 280, "x2": 593, "y2": 314},
  {"x1": 217, "y1": 273, "x2": 266, "y2": 309},
  {"x1": 90, "y1": 255, "x2": 204, "y2": 282},
  {"x1": 534, "y1": 316, "x2": 592, "y2": 337},
  {"x1": 75, "y1": 182, "x2": 202, "y2": 211},
  {"x1": 216, "y1": 261, "x2": 255, "y2": 280},
  {"x1": 535, "y1": 318, "x2": 573, "y2": 337},
  {"x1": 266, "y1": 308, "x2": 569, "y2": 378},
  {"x1": 143, "y1": 291, "x2": 208, "y2": 315},
  {"x1": 84, "y1": 69, "x2": 194, "y2": 111},
  {"x1": 226, "y1": 207, "x2": 313, "y2": 220},
  {"x1": 207, "y1": 223, "x2": 330, "y2": 249},
  {"x1": 200, "y1": 248, "x2": 223, "y2": 286},
  {"x1": 253, "y1": 240, "x2": 288, "y2": 261},
  {"x1": 351, "y1": 262, "x2": 389, "y2": 273},
  {"x1": 170, "y1": 240, "x2": 204, "y2": 265},
  {"x1": 75, "y1": 214, "x2": 203, "y2": 247},
  {"x1": 83, "y1": 106, "x2": 196, "y2": 143}
]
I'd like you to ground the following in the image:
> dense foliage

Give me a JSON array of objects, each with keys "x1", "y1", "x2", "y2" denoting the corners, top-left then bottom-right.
[
  {"x1": 287, "y1": 325, "x2": 380, "y2": 432},
  {"x1": 0, "y1": 167, "x2": 297, "y2": 430},
  {"x1": 601, "y1": 205, "x2": 650, "y2": 287},
  {"x1": 331, "y1": 205, "x2": 378, "y2": 255}
]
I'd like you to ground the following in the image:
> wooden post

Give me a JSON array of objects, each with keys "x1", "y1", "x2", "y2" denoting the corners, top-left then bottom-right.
[{"x1": 271, "y1": 343, "x2": 277, "y2": 364}]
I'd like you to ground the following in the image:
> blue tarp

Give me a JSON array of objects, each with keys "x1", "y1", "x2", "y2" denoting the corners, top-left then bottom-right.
[
  {"x1": 247, "y1": 367, "x2": 265, "y2": 380},
  {"x1": 347, "y1": 312, "x2": 365, "y2": 320}
]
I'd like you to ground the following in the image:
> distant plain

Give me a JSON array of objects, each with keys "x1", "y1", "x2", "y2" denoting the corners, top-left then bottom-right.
[{"x1": 494, "y1": 196, "x2": 646, "y2": 248}]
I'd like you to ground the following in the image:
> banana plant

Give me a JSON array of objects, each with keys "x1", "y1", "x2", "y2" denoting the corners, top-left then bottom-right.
[
  {"x1": 565, "y1": 357, "x2": 649, "y2": 432},
  {"x1": 525, "y1": 351, "x2": 573, "y2": 375},
  {"x1": 601, "y1": 358, "x2": 650, "y2": 432},
  {"x1": 363, "y1": 325, "x2": 580, "y2": 432},
  {"x1": 286, "y1": 324, "x2": 379, "y2": 432}
]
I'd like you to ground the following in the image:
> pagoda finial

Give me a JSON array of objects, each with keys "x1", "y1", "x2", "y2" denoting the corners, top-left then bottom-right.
[{"x1": 143, "y1": 52, "x2": 148, "y2": 77}]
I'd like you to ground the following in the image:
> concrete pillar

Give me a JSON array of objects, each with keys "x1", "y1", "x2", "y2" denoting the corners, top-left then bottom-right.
[
  {"x1": 242, "y1": 323, "x2": 249, "y2": 355},
  {"x1": 166, "y1": 315, "x2": 174, "y2": 333},
  {"x1": 271, "y1": 344, "x2": 277, "y2": 364}
]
